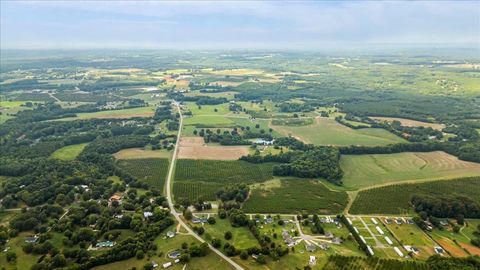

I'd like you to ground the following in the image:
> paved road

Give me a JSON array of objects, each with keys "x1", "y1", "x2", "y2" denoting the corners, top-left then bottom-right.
[{"x1": 165, "y1": 101, "x2": 244, "y2": 270}]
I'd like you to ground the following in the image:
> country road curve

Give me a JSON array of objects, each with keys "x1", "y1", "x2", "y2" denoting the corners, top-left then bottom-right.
[{"x1": 165, "y1": 101, "x2": 245, "y2": 270}]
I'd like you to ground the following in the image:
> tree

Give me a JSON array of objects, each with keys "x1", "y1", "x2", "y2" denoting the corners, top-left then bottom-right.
[
  {"x1": 240, "y1": 250, "x2": 248, "y2": 260},
  {"x1": 256, "y1": 254, "x2": 267, "y2": 264},
  {"x1": 179, "y1": 254, "x2": 190, "y2": 263},
  {"x1": 51, "y1": 254, "x2": 67, "y2": 267},
  {"x1": 136, "y1": 250, "x2": 145, "y2": 259},
  {"x1": 6, "y1": 250, "x2": 16, "y2": 262},
  {"x1": 212, "y1": 238, "x2": 222, "y2": 248},
  {"x1": 224, "y1": 231, "x2": 232, "y2": 240},
  {"x1": 184, "y1": 209, "x2": 193, "y2": 220},
  {"x1": 207, "y1": 216, "x2": 216, "y2": 224}
]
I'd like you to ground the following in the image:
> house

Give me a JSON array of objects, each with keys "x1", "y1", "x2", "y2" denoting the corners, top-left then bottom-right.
[
  {"x1": 375, "y1": 226, "x2": 384, "y2": 235},
  {"x1": 305, "y1": 244, "x2": 316, "y2": 252},
  {"x1": 96, "y1": 241, "x2": 115, "y2": 248},
  {"x1": 439, "y1": 220, "x2": 448, "y2": 227},
  {"x1": 151, "y1": 261, "x2": 159, "y2": 268},
  {"x1": 192, "y1": 217, "x2": 208, "y2": 224},
  {"x1": 25, "y1": 236, "x2": 39, "y2": 243},
  {"x1": 394, "y1": 247, "x2": 404, "y2": 257},
  {"x1": 371, "y1": 218, "x2": 378, "y2": 225},
  {"x1": 404, "y1": 245, "x2": 420, "y2": 255},
  {"x1": 166, "y1": 231, "x2": 175, "y2": 238},
  {"x1": 265, "y1": 217, "x2": 273, "y2": 224},
  {"x1": 332, "y1": 237, "x2": 343, "y2": 244},
  {"x1": 253, "y1": 138, "x2": 275, "y2": 145},
  {"x1": 309, "y1": 255, "x2": 316, "y2": 265},
  {"x1": 168, "y1": 250, "x2": 181, "y2": 259},
  {"x1": 143, "y1": 211, "x2": 153, "y2": 219},
  {"x1": 395, "y1": 218, "x2": 403, "y2": 225},
  {"x1": 385, "y1": 236, "x2": 393, "y2": 245},
  {"x1": 324, "y1": 232, "x2": 334, "y2": 239},
  {"x1": 434, "y1": 246, "x2": 445, "y2": 254},
  {"x1": 384, "y1": 218, "x2": 392, "y2": 224},
  {"x1": 366, "y1": 246, "x2": 374, "y2": 256},
  {"x1": 406, "y1": 219, "x2": 415, "y2": 225},
  {"x1": 109, "y1": 195, "x2": 122, "y2": 206},
  {"x1": 163, "y1": 262, "x2": 172, "y2": 268}
]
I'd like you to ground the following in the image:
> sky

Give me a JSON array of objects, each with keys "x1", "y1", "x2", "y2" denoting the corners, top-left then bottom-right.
[{"x1": 1, "y1": 1, "x2": 479, "y2": 50}]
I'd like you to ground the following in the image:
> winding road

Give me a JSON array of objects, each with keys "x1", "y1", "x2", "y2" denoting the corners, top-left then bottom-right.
[{"x1": 165, "y1": 101, "x2": 244, "y2": 270}]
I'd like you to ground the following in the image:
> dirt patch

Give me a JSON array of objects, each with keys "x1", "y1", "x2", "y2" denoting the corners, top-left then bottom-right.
[
  {"x1": 114, "y1": 148, "x2": 170, "y2": 159},
  {"x1": 178, "y1": 137, "x2": 249, "y2": 160},
  {"x1": 372, "y1": 117, "x2": 445, "y2": 131},
  {"x1": 459, "y1": 242, "x2": 480, "y2": 256},
  {"x1": 436, "y1": 238, "x2": 468, "y2": 257}
]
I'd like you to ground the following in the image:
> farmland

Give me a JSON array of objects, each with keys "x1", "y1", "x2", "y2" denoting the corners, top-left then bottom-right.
[
  {"x1": 243, "y1": 178, "x2": 348, "y2": 214},
  {"x1": 178, "y1": 137, "x2": 249, "y2": 160},
  {"x1": 51, "y1": 143, "x2": 88, "y2": 160},
  {"x1": 349, "y1": 177, "x2": 480, "y2": 214},
  {"x1": 340, "y1": 151, "x2": 480, "y2": 189},
  {"x1": 116, "y1": 158, "x2": 169, "y2": 190},
  {"x1": 57, "y1": 106, "x2": 155, "y2": 120},
  {"x1": 113, "y1": 148, "x2": 171, "y2": 159},
  {"x1": 371, "y1": 117, "x2": 446, "y2": 131},
  {"x1": 271, "y1": 117, "x2": 406, "y2": 146}
]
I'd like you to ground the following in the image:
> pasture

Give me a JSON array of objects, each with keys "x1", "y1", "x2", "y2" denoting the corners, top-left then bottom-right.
[
  {"x1": 340, "y1": 151, "x2": 480, "y2": 189},
  {"x1": 178, "y1": 137, "x2": 249, "y2": 160},
  {"x1": 349, "y1": 177, "x2": 480, "y2": 214},
  {"x1": 371, "y1": 117, "x2": 445, "y2": 131},
  {"x1": 113, "y1": 148, "x2": 171, "y2": 159},
  {"x1": 58, "y1": 106, "x2": 155, "y2": 120},
  {"x1": 116, "y1": 158, "x2": 169, "y2": 190},
  {"x1": 51, "y1": 143, "x2": 88, "y2": 160},
  {"x1": 242, "y1": 178, "x2": 348, "y2": 214},
  {"x1": 271, "y1": 117, "x2": 406, "y2": 146}
]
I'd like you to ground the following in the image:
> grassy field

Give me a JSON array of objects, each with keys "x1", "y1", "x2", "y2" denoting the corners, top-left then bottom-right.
[
  {"x1": 51, "y1": 143, "x2": 88, "y2": 160},
  {"x1": 196, "y1": 215, "x2": 258, "y2": 249},
  {"x1": 0, "y1": 231, "x2": 42, "y2": 270},
  {"x1": 243, "y1": 178, "x2": 348, "y2": 214},
  {"x1": 340, "y1": 151, "x2": 480, "y2": 189},
  {"x1": 0, "y1": 100, "x2": 38, "y2": 123},
  {"x1": 371, "y1": 117, "x2": 445, "y2": 131},
  {"x1": 271, "y1": 117, "x2": 406, "y2": 146},
  {"x1": 384, "y1": 222, "x2": 436, "y2": 259},
  {"x1": 116, "y1": 158, "x2": 169, "y2": 190},
  {"x1": 349, "y1": 177, "x2": 480, "y2": 214}
]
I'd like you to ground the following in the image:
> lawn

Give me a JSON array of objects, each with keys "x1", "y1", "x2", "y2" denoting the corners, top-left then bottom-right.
[
  {"x1": 340, "y1": 151, "x2": 480, "y2": 189},
  {"x1": 349, "y1": 177, "x2": 480, "y2": 214},
  {"x1": 197, "y1": 215, "x2": 259, "y2": 249},
  {"x1": 51, "y1": 143, "x2": 88, "y2": 160},
  {"x1": 0, "y1": 232, "x2": 42, "y2": 270},
  {"x1": 271, "y1": 117, "x2": 406, "y2": 146},
  {"x1": 243, "y1": 178, "x2": 348, "y2": 214}
]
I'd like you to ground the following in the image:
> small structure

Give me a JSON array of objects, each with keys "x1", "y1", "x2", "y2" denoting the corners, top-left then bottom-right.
[
  {"x1": 265, "y1": 217, "x2": 274, "y2": 224},
  {"x1": 319, "y1": 243, "x2": 329, "y2": 250},
  {"x1": 166, "y1": 231, "x2": 175, "y2": 238},
  {"x1": 109, "y1": 194, "x2": 122, "y2": 206},
  {"x1": 168, "y1": 249, "x2": 181, "y2": 259},
  {"x1": 332, "y1": 237, "x2": 343, "y2": 244},
  {"x1": 385, "y1": 236, "x2": 393, "y2": 245},
  {"x1": 151, "y1": 261, "x2": 159, "y2": 268},
  {"x1": 394, "y1": 246, "x2": 404, "y2": 257},
  {"x1": 162, "y1": 262, "x2": 172, "y2": 269},
  {"x1": 395, "y1": 218, "x2": 403, "y2": 225},
  {"x1": 96, "y1": 241, "x2": 115, "y2": 248},
  {"x1": 406, "y1": 219, "x2": 415, "y2": 225},
  {"x1": 306, "y1": 244, "x2": 316, "y2": 252},
  {"x1": 309, "y1": 255, "x2": 316, "y2": 265},
  {"x1": 359, "y1": 235, "x2": 367, "y2": 244},
  {"x1": 375, "y1": 226, "x2": 384, "y2": 235},
  {"x1": 434, "y1": 246, "x2": 445, "y2": 255},
  {"x1": 192, "y1": 217, "x2": 208, "y2": 224},
  {"x1": 371, "y1": 218, "x2": 378, "y2": 225},
  {"x1": 324, "y1": 232, "x2": 334, "y2": 239},
  {"x1": 404, "y1": 245, "x2": 420, "y2": 255},
  {"x1": 384, "y1": 218, "x2": 392, "y2": 224},
  {"x1": 25, "y1": 236, "x2": 39, "y2": 243},
  {"x1": 366, "y1": 245, "x2": 374, "y2": 256},
  {"x1": 253, "y1": 138, "x2": 274, "y2": 145},
  {"x1": 143, "y1": 211, "x2": 153, "y2": 219}
]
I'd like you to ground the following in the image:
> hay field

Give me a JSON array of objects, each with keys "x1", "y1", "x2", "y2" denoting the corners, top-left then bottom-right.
[
  {"x1": 341, "y1": 151, "x2": 480, "y2": 189},
  {"x1": 271, "y1": 117, "x2": 406, "y2": 146},
  {"x1": 178, "y1": 137, "x2": 249, "y2": 160},
  {"x1": 371, "y1": 117, "x2": 445, "y2": 131},
  {"x1": 51, "y1": 143, "x2": 88, "y2": 160}
]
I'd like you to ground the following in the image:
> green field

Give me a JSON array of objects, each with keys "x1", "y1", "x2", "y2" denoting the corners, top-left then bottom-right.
[
  {"x1": 117, "y1": 158, "x2": 169, "y2": 190},
  {"x1": 340, "y1": 151, "x2": 480, "y2": 189},
  {"x1": 271, "y1": 117, "x2": 406, "y2": 146},
  {"x1": 183, "y1": 102, "x2": 236, "y2": 127},
  {"x1": 243, "y1": 178, "x2": 348, "y2": 214},
  {"x1": 197, "y1": 215, "x2": 258, "y2": 249},
  {"x1": 0, "y1": 100, "x2": 38, "y2": 123},
  {"x1": 349, "y1": 177, "x2": 480, "y2": 214},
  {"x1": 51, "y1": 143, "x2": 88, "y2": 160},
  {"x1": 56, "y1": 106, "x2": 155, "y2": 121},
  {"x1": 174, "y1": 182, "x2": 223, "y2": 202}
]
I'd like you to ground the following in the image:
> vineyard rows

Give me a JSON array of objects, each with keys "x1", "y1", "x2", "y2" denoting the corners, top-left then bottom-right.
[{"x1": 117, "y1": 158, "x2": 169, "y2": 190}]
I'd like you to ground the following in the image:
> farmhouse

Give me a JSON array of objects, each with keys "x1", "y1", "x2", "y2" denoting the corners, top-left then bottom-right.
[
  {"x1": 96, "y1": 241, "x2": 115, "y2": 248},
  {"x1": 25, "y1": 236, "x2": 39, "y2": 243},
  {"x1": 168, "y1": 249, "x2": 181, "y2": 259}
]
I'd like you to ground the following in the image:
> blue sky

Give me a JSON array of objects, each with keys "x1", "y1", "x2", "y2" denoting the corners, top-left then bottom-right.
[{"x1": 1, "y1": 1, "x2": 479, "y2": 49}]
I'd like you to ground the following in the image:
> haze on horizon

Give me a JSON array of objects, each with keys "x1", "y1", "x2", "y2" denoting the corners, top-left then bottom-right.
[{"x1": 1, "y1": 0, "x2": 479, "y2": 50}]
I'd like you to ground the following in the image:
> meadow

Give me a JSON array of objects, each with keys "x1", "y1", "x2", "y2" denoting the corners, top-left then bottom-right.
[
  {"x1": 242, "y1": 178, "x2": 348, "y2": 214},
  {"x1": 340, "y1": 151, "x2": 480, "y2": 189},
  {"x1": 57, "y1": 106, "x2": 155, "y2": 120},
  {"x1": 349, "y1": 177, "x2": 480, "y2": 214},
  {"x1": 271, "y1": 117, "x2": 406, "y2": 146},
  {"x1": 116, "y1": 158, "x2": 169, "y2": 190},
  {"x1": 51, "y1": 143, "x2": 88, "y2": 160}
]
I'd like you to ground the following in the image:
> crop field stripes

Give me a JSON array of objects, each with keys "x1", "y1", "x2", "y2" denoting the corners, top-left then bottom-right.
[{"x1": 116, "y1": 158, "x2": 169, "y2": 190}]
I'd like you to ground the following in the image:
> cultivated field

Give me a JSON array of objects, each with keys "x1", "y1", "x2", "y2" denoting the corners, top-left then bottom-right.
[
  {"x1": 178, "y1": 137, "x2": 249, "y2": 160},
  {"x1": 340, "y1": 151, "x2": 480, "y2": 189},
  {"x1": 116, "y1": 158, "x2": 169, "y2": 190},
  {"x1": 242, "y1": 178, "x2": 348, "y2": 214},
  {"x1": 371, "y1": 117, "x2": 446, "y2": 131},
  {"x1": 113, "y1": 148, "x2": 171, "y2": 159},
  {"x1": 349, "y1": 177, "x2": 480, "y2": 214},
  {"x1": 271, "y1": 117, "x2": 406, "y2": 146},
  {"x1": 58, "y1": 106, "x2": 155, "y2": 120},
  {"x1": 51, "y1": 143, "x2": 88, "y2": 160}
]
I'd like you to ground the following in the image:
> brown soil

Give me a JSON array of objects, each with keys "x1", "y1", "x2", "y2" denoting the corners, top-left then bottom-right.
[{"x1": 178, "y1": 137, "x2": 249, "y2": 160}]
